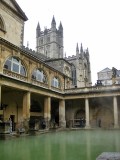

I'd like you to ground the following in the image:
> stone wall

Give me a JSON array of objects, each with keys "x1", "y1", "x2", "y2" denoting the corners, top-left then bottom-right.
[{"x1": 0, "y1": 2, "x2": 24, "y2": 47}]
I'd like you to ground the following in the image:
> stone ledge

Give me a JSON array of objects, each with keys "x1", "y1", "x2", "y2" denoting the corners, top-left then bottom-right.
[{"x1": 96, "y1": 152, "x2": 120, "y2": 160}]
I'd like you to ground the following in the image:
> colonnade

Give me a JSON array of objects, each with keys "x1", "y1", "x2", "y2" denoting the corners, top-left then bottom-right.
[
  {"x1": 22, "y1": 92, "x2": 66, "y2": 128},
  {"x1": 21, "y1": 92, "x2": 119, "y2": 129},
  {"x1": 0, "y1": 85, "x2": 119, "y2": 129}
]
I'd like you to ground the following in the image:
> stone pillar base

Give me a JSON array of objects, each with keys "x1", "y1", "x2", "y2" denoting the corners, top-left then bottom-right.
[
  {"x1": 59, "y1": 120, "x2": 66, "y2": 128},
  {"x1": 23, "y1": 118, "x2": 29, "y2": 134},
  {"x1": 85, "y1": 125, "x2": 91, "y2": 129},
  {"x1": 44, "y1": 118, "x2": 50, "y2": 129},
  {"x1": 114, "y1": 125, "x2": 119, "y2": 129}
]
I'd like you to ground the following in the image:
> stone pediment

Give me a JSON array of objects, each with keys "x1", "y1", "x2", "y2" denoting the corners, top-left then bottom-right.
[
  {"x1": 2, "y1": 0, "x2": 28, "y2": 21},
  {"x1": 3, "y1": 0, "x2": 18, "y2": 12},
  {"x1": 99, "y1": 67, "x2": 111, "y2": 73}
]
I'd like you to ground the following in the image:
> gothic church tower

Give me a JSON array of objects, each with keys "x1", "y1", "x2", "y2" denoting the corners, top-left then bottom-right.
[
  {"x1": 66, "y1": 43, "x2": 92, "y2": 87},
  {"x1": 36, "y1": 16, "x2": 63, "y2": 59}
]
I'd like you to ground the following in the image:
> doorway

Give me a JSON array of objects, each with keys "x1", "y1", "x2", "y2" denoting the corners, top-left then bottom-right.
[{"x1": 10, "y1": 115, "x2": 15, "y2": 131}]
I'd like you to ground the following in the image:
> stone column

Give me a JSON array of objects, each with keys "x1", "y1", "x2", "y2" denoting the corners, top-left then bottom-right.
[
  {"x1": 44, "y1": 97, "x2": 51, "y2": 128},
  {"x1": 59, "y1": 99, "x2": 66, "y2": 128},
  {"x1": 0, "y1": 85, "x2": 3, "y2": 116},
  {"x1": 85, "y1": 98, "x2": 90, "y2": 128},
  {"x1": 48, "y1": 74, "x2": 51, "y2": 89},
  {"x1": 23, "y1": 92, "x2": 31, "y2": 133},
  {"x1": 0, "y1": 85, "x2": 1, "y2": 106},
  {"x1": 113, "y1": 96, "x2": 119, "y2": 129}
]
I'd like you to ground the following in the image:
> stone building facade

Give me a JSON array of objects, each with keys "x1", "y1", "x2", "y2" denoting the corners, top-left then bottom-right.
[
  {"x1": 97, "y1": 67, "x2": 120, "y2": 86},
  {"x1": 0, "y1": 0, "x2": 120, "y2": 133},
  {"x1": 0, "y1": 0, "x2": 27, "y2": 47}
]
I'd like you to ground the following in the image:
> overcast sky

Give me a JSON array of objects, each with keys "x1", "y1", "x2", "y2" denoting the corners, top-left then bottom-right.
[{"x1": 16, "y1": 0, "x2": 120, "y2": 85}]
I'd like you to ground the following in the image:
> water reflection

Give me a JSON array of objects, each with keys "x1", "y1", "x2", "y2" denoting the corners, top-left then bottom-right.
[
  {"x1": 85, "y1": 131, "x2": 91, "y2": 160},
  {"x1": 0, "y1": 130, "x2": 120, "y2": 160},
  {"x1": 114, "y1": 130, "x2": 120, "y2": 151}
]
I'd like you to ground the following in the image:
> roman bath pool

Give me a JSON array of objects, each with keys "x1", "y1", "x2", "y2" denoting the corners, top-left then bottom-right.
[{"x1": 0, "y1": 130, "x2": 120, "y2": 160}]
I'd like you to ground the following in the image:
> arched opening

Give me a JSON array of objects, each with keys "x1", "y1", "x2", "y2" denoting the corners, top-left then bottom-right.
[
  {"x1": 74, "y1": 109, "x2": 86, "y2": 127},
  {"x1": 75, "y1": 109, "x2": 85, "y2": 119},
  {"x1": 96, "y1": 107, "x2": 113, "y2": 128}
]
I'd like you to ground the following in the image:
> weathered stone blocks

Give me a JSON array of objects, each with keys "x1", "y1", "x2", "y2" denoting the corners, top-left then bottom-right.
[{"x1": 96, "y1": 152, "x2": 120, "y2": 160}]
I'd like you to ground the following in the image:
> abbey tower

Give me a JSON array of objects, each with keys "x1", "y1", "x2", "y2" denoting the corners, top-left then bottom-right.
[
  {"x1": 36, "y1": 16, "x2": 92, "y2": 88},
  {"x1": 36, "y1": 16, "x2": 63, "y2": 59}
]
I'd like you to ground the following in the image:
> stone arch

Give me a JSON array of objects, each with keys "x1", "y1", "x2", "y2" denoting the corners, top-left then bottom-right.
[
  {"x1": 96, "y1": 106, "x2": 113, "y2": 128},
  {"x1": 75, "y1": 109, "x2": 85, "y2": 119}
]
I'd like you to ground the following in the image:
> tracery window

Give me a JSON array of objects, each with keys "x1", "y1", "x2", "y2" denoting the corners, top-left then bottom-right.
[
  {"x1": 32, "y1": 68, "x2": 47, "y2": 83},
  {"x1": 51, "y1": 77, "x2": 60, "y2": 88},
  {"x1": 4, "y1": 57, "x2": 26, "y2": 76}
]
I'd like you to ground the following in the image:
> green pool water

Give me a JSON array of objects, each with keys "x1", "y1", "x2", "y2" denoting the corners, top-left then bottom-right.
[{"x1": 0, "y1": 130, "x2": 120, "y2": 160}]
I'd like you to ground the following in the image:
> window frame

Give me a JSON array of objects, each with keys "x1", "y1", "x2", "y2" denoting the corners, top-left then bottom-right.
[
  {"x1": 4, "y1": 56, "x2": 26, "y2": 76},
  {"x1": 51, "y1": 77, "x2": 60, "y2": 88},
  {"x1": 32, "y1": 68, "x2": 47, "y2": 83}
]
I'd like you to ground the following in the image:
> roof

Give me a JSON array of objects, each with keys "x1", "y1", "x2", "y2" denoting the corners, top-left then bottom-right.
[
  {"x1": 98, "y1": 67, "x2": 111, "y2": 73},
  {"x1": 45, "y1": 58, "x2": 72, "y2": 66}
]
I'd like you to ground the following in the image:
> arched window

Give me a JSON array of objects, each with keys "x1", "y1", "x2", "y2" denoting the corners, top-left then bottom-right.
[
  {"x1": 51, "y1": 77, "x2": 60, "y2": 88},
  {"x1": 4, "y1": 57, "x2": 26, "y2": 76},
  {"x1": 32, "y1": 68, "x2": 47, "y2": 83}
]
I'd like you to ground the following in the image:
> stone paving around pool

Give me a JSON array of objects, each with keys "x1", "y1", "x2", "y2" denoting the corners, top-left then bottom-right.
[{"x1": 96, "y1": 152, "x2": 120, "y2": 160}]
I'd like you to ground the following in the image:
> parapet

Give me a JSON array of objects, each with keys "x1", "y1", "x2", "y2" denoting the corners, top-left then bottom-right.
[{"x1": 21, "y1": 46, "x2": 50, "y2": 61}]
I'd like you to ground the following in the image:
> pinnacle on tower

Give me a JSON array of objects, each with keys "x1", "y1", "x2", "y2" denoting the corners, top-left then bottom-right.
[
  {"x1": 51, "y1": 15, "x2": 56, "y2": 27},
  {"x1": 37, "y1": 22, "x2": 40, "y2": 29},
  {"x1": 76, "y1": 43, "x2": 79, "y2": 59},
  {"x1": 36, "y1": 22, "x2": 41, "y2": 37},
  {"x1": 86, "y1": 48, "x2": 89, "y2": 55},
  {"x1": 80, "y1": 43, "x2": 83, "y2": 53},
  {"x1": 59, "y1": 21, "x2": 63, "y2": 30},
  {"x1": 59, "y1": 21, "x2": 63, "y2": 37},
  {"x1": 76, "y1": 43, "x2": 79, "y2": 52}
]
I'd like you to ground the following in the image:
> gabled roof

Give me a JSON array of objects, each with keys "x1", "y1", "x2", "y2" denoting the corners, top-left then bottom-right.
[
  {"x1": 98, "y1": 67, "x2": 111, "y2": 73},
  {"x1": 1, "y1": 0, "x2": 28, "y2": 21}
]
